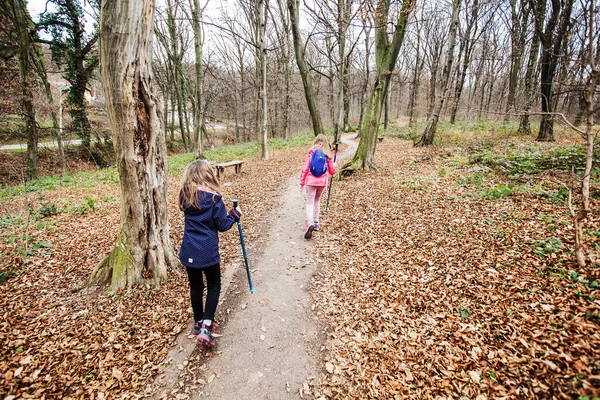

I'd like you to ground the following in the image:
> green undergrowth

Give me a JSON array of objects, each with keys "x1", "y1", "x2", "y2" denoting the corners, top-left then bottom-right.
[
  {"x1": 384, "y1": 120, "x2": 521, "y2": 144},
  {"x1": 469, "y1": 143, "x2": 599, "y2": 177},
  {"x1": 1, "y1": 132, "x2": 315, "y2": 198}
]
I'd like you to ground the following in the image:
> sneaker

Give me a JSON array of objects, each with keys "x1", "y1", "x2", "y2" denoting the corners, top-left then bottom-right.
[
  {"x1": 193, "y1": 320, "x2": 217, "y2": 335},
  {"x1": 304, "y1": 224, "x2": 314, "y2": 239},
  {"x1": 197, "y1": 324, "x2": 216, "y2": 347},
  {"x1": 193, "y1": 321, "x2": 202, "y2": 335},
  {"x1": 313, "y1": 222, "x2": 320, "y2": 231}
]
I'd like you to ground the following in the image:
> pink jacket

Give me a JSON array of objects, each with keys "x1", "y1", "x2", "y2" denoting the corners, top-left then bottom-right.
[{"x1": 300, "y1": 146, "x2": 336, "y2": 187}]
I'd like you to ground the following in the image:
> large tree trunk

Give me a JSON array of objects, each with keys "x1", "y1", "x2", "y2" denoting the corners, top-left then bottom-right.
[
  {"x1": 191, "y1": 0, "x2": 205, "y2": 157},
  {"x1": 91, "y1": 0, "x2": 176, "y2": 291},
  {"x1": 416, "y1": 0, "x2": 461, "y2": 147},
  {"x1": 288, "y1": 0, "x2": 324, "y2": 136},
  {"x1": 341, "y1": 0, "x2": 412, "y2": 175},
  {"x1": 13, "y1": 0, "x2": 38, "y2": 180}
]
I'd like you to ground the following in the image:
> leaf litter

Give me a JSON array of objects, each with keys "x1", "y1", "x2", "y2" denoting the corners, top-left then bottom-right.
[
  {"x1": 0, "y1": 145, "x2": 309, "y2": 398},
  {"x1": 312, "y1": 138, "x2": 599, "y2": 399},
  {"x1": 1, "y1": 137, "x2": 599, "y2": 399}
]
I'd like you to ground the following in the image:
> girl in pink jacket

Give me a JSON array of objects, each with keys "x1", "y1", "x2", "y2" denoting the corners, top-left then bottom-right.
[{"x1": 300, "y1": 134, "x2": 336, "y2": 239}]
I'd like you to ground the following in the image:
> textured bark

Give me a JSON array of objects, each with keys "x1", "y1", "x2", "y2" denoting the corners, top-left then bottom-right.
[
  {"x1": 288, "y1": 0, "x2": 324, "y2": 136},
  {"x1": 90, "y1": 0, "x2": 176, "y2": 291},
  {"x1": 417, "y1": 0, "x2": 461, "y2": 147},
  {"x1": 342, "y1": 0, "x2": 412, "y2": 175},
  {"x1": 13, "y1": 0, "x2": 37, "y2": 180}
]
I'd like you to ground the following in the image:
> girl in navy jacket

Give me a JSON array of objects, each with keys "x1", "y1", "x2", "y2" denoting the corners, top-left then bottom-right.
[{"x1": 179, "y1": 160, "x2": 240, "y2": 347}]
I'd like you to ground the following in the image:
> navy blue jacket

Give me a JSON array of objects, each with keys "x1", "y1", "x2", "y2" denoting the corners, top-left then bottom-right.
[{"x1": 179, "y1": 190, "x2": 238, "y2": 268}]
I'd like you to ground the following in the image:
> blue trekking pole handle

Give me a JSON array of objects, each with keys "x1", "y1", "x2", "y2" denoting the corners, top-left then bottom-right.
[
  {"x1": 325, "y1": 141, "x2": 339, "y2": 214},
  {"x1": 232, "y1": 200, "x2": 253, "y2": 293}
]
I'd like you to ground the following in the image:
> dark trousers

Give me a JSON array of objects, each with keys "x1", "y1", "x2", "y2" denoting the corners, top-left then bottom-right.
[{"x1": 186, "y1": 264, "x2": 221, "y2": 322}]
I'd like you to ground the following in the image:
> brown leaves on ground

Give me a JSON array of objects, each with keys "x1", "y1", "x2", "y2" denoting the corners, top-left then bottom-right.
[
  {"x1": 314, "y1": 138, "x2": 600, "y2": 399},
  {"x1": 2, "y1": 136, "x2": 599, "y2": 399},
  {"x1": 0, "y1": 145, "x2": 308, "y2": 398}
]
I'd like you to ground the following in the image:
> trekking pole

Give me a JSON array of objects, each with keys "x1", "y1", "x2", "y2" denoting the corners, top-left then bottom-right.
[
  {"x1": 324, "y1": 141, "x2": 339, "y2": 215},
  {"x1": 232, "y1": 199, "x2": 254, "y2": 293}
]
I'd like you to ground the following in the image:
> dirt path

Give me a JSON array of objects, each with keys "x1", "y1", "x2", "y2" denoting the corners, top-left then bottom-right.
[{"x1": 192, "y1": 137, "x2": 356, "y2": 399}]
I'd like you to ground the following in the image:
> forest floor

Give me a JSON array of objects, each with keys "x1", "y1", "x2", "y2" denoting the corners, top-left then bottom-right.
[{"x1": 1, "y1": 125, "x2": 599, "y2": 399}]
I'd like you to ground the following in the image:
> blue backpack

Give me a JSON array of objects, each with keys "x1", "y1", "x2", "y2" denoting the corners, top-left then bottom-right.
[{"x1": 309, "y1": 149, "x2": 328, "y2": 177}]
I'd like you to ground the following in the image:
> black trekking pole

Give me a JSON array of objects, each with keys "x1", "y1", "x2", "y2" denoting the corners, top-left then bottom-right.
[
  {"x1": 232, "y1": 199, "x2": 254, "y2": 293},
  {"x1": 324, "y1": 141, "x2": 339, "y2": 215}
]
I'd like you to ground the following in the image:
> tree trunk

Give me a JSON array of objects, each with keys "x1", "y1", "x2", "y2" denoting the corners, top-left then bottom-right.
[
  {"x1": 408, "y1": 18, "x2": 423, "y2": 128},
  {"x1": 531, "y1": 0, "x2": 574, "y2": 142},
  {"x1": 358, "y1": 24, "x2": 371, "y2": 133},
  {"x1": 257, "y1": 0, "x2": 269, "y2": 160},
  {"x1": 13, "y1": 0, "x2": 38, "y2": 180},
  {"x1": 384, "y1": 79, "x2": 391, "y2": 130},
  {"x1": 342, "y1": 0, "x2": 412, "y2": 175},
  {"x1": 31, "y1": 47, "x2": 66, "y2": 173},
  {"x1": 417, "y1": 0, "x2": 461, "y2": 147},
  {"x1": 191, "y1": 0, "x2": 204, "y2": 157},
  {"x1": 343, "y1": 54, "x2": 351, "y2": 132},
  {"x1": 450, "y1": 0, "x2": 479, "y2": 124},
  {"x1": 288, "y1": 0, "x2": 324, "y2": 136},
  {"x1": 91, "y1": 0, "x2": 176, "y2": 291},
  {"x1": 504, "y1": 0, "x2": 528, "y2": 121},
  {"x1": 518, "y1": 22, "x2": 541, "y2": 134}
]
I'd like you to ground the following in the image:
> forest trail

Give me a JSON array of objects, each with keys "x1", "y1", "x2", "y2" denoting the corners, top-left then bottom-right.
[{"x1": 193, "y1": 136, "x2": 356, "y2": 399}]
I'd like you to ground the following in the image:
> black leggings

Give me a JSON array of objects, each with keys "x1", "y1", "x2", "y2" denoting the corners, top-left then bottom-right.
[{"x1": 186, "y1": 264, "x2": 221, "y2": 322}]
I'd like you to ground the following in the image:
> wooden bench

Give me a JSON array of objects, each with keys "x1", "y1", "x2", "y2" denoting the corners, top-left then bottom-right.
[{"x1": 214, "y1": 160, "x2": 244, "y2": 180}]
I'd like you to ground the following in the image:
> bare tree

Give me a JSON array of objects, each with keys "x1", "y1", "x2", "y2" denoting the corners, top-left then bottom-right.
[
  {"x1": 190, "y1": 0, "x2": 207, "y2": 157},
  {"x1": 8, "y1": 0, "x2": 38, "y2": 179},
  {"x1": 570, "y1": 0, "x2": 599, "y2": 267},
  {"x1": 517, "y1": 6, "x2": 541, "y2": 134},
  {"x1": 90, "y1": 0, "x2": 176, "y2": 291},
  {"x1": 341, "y1": 0, "x2": 412, "y2": 174},
  {"x1": 288, "y1": 0, "x2": 324, "y2": 136},
  {"x1": 416, "y1": 0, "x2": 461, "y2": 146},
  {"x1": 529, "y1": 0, "x2": 575, "y2": 142}
]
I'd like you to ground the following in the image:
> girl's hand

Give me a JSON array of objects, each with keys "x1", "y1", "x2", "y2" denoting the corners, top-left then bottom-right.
[{"x1": 299, "y1": 185, "x2": 304, "y2": 192}]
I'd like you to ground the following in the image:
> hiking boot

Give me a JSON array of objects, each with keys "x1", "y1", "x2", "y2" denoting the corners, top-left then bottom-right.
[
  {"x1": 313, "y1": 222, "x2": 320, "y2": 231},
  {"x1": 197, "y1": 324, "x2": 216, "y2": 347},
  {"x1": 304, "y1": 224, "x2": 314, "y2": 239}
]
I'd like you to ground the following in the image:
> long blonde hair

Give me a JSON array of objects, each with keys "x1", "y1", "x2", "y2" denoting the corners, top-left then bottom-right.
[
  {"x1": 179, "y1": 160, "x2": 221, "y2": 210},
  {"x1": 312, "y1": 134, "x2": 333, "y2": 158}
]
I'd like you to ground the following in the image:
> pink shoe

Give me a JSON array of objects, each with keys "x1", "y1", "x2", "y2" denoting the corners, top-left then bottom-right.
[{"x1": 197, "y1": 323, "x2": 215, "y2": 347}]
